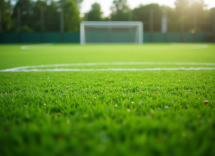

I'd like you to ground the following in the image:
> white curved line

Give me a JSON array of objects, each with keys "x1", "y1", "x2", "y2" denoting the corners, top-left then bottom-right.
[
  {"x1": 4, "y1": 62, "x2": 215, "y2": 71},
  {"x1": 1, "y1": 62, "x2": 215, "y2": 72}
]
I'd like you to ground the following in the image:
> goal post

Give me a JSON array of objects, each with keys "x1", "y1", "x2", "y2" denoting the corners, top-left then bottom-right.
[{"x1": 80, "y1": 21, "x2": 143, "y2": 45}]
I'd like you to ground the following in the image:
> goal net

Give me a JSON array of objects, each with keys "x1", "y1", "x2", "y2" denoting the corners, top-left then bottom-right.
[{"x1": 80, "y1": 21, "x2": 143, "y2": 45}]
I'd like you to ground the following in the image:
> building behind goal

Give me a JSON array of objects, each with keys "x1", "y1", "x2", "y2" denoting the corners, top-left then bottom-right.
[{"x1": 80, "y1": 22, "x2": 143, "y2": 45}]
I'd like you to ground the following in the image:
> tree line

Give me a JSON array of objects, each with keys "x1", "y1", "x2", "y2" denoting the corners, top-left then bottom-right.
[{"x1": 0, "y1": 0, "x2": 215, "y2": 32}]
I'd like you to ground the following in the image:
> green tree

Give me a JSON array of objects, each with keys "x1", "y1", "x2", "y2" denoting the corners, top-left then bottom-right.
[
  {"x1": 11, "y1": 0, "x2": 34, "y2": 32},
  {"x1": 175, "y1": 0, "x2": 206, "y2": 11},
  {"x1": 29, "y1": 0, "x2": 48, "y2": 32},
  {"x1": 86, "y1": 3, "x2": 103, "y2": 21},
  {"x1": 133, "y1": 4, "x2": 162, "y2": 31},
  {"x1": 207, "y1": 7, "x2": 215, "y2": 32},
  {"x1": 0, "y1": 0, "x2": 13, "y2": 32},
  {"x1": 174, "y1": 0, "x2": 207, "y2": 32},
  {"x1": 60, "y1": 0, "x2": 81, "y2": 32},
  {"x1": 175, "y1": 0, "x2": 190, "y2": 11},
  {"x1": 12, "y1": 0, "x2": 34, "y2": 19},
  {"x1": 34, "y1": 0, "x2": 47, "y2": 11},
  {"x1": 110, "y1": 0, "x2": 130, "y2": 21},
  {"x1": 74, "y1": 0, "x2": 83, "y2": 7},
  {"x1": 44, "y1": 0, "x2": 60, "y2": 32}
]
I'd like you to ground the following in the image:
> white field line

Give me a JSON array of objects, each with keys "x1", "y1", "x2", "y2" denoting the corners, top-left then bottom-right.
[
  {"x1": 20, "y1": 44, "x2": 208, "y2": 50},
  {"x1": 1, "y1": 62, "x2": 215, "y2": 72},
  {"x1": 1, "y1": 68, "x2": 215, "y2": 72},
  {"x1": 20, "y1": 44, "x2": 53, "y2": 50}
]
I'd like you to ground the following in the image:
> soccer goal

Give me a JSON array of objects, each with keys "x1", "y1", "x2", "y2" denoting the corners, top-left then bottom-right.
[{"x1": 80, "y1": 21, "x2": 143, "y2": 45}]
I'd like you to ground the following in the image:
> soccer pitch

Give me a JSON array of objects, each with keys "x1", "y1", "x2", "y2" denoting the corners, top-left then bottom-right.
[{"x1": 0, "y1": 43, "x2": 215, "y2": 156}]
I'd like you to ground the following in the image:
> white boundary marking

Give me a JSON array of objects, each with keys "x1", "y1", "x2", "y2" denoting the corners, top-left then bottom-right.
[
  {"x1": 20, "y1": 44, "x2": 53, "y2": 50},
  {"x1": 20, "y1": 44, "x2": 208, "y2": 50},
  {"x1": 1, "y1": 62, "x2": 215, "y2": 72},
  {"x1": 1, "y1": 68, "x2": 215, "y2": 72}
]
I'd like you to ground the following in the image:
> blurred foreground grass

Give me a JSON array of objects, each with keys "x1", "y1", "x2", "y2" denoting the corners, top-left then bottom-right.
[{"x1": 0, "y1": 71, "x2": 215, "y2": 156}]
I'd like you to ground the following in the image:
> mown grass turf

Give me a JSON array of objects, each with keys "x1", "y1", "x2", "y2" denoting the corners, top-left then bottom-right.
[
  {"x1": 0, "y1": 44, "x2": 215, "y2": 69},
  {"x1": 0, "y1": 44, "x2": 215, "y2": 156}
]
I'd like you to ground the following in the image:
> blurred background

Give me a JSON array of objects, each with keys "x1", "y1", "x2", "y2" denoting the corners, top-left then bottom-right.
[{"x1": 0, "y1": 0, "x2": 215, "y2": 43}]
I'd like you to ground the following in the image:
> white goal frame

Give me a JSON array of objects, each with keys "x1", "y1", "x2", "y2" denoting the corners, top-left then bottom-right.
[{"x1": 80, "y1": 21, "x2": 143, "y2": 45}]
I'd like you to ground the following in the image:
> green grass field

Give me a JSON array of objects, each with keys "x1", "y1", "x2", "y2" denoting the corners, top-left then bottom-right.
[{"x1": 0, "y1": 43, "x2": 215, "y2": 156}]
